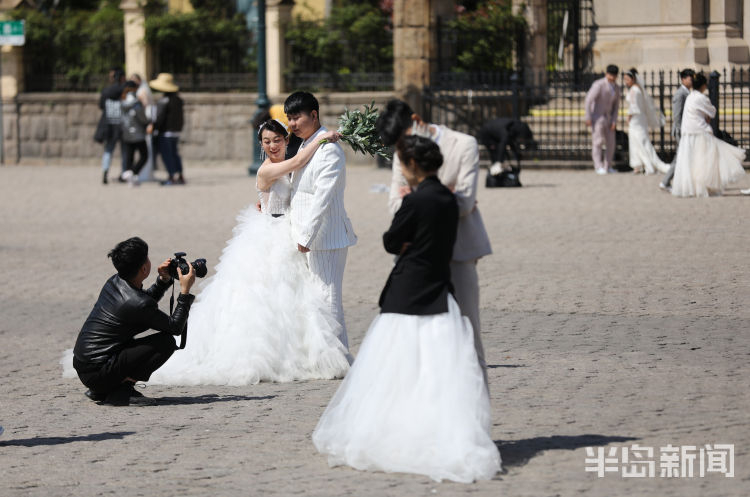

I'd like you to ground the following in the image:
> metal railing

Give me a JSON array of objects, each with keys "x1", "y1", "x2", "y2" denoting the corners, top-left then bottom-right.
[{"x1": 423, "y1": 68, "x2": 750, "y2": 163}]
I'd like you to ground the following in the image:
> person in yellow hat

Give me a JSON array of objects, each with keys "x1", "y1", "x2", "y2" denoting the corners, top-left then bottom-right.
[{"x1": 150, "y1": 73, "x2": 185, "y2": 185}]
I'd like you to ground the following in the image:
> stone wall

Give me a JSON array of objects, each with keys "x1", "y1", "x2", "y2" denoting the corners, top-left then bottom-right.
[{"x1": 11, "y1": 91, "x2": 395, "y2": 166}]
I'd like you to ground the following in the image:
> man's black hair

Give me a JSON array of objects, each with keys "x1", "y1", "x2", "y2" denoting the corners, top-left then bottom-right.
[
  {"x1": 376, "y1": 99, "x2": 414, "y2": 147},
  {"x1": 606, "y1": 64, "x2": 619, "y2": 75},
  {"x1": 284, "y1": 91, "x2": 319, "y2": 117},
  {"x1": 124, "y1": 80, "x2": 138, "y2": 90},
  {"x1": 680, "y1": 68, "x2": 696, "y2": 80},
  {"x1": 108, "y1": 237, "x2": 148, "y2": 280}
]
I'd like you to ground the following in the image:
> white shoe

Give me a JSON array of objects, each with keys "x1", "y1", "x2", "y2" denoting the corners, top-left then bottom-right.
[
  {"x1": 121, "y1": 170, "x2": 134, "y2": 181},
  {"x1": 741, "y1": 188, "x2": 750, "y2": 195},
  {"x1": 659, "y1": 182, "x2": 672, "y2": 193},
  {"x1": 595, "y1": 168, "x2": 607, "y2": 175}
]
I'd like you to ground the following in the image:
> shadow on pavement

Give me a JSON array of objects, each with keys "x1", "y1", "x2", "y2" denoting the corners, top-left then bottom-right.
[
  {"x1": 139, "y1": 394, "x2": 277, "y2": 406},
  {"x1": 496, "y1": 434, "x2": 639, "y2": 468},
  {"x1": 0, "y1": 431, "x2": 135, "y2": 447},
  {"x1": 487, "y1": 364, "x2": 527, "y2": 368}
]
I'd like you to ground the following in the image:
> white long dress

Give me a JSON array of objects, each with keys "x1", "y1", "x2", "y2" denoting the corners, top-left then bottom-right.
[
  {"x1": 672, "y1": 91, "x2": 746, "y2": 198},
  {"x1": 145, "y1": 173, "x2": 351, "y2": 385},
  {"x1": 312, "y1": 295, "x2": 501, "y2": 483},
  {"x1": 627, "y1": 85, "x2": 670, "y2": 174}
]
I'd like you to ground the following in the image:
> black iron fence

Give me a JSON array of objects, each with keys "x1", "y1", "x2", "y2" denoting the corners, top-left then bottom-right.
[
  {"x1": 284, "y1": 40, "x2": 393, "y2": 92},
  {"x1": 150, "y1": 41, "x2": 258, "y2": 92},
  {"x1": 423, "y1": 68, "x2": 750, "y2": 163}
]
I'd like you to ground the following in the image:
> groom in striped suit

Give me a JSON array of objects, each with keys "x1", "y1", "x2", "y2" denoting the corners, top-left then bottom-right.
[{"x1": 285, "y1": 91, "x2": 357, "y2": 352}]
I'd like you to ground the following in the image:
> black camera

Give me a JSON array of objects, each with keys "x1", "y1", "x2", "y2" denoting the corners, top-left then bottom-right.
[{"x1": 168, "y1": 252, "x2": 208, "y2": 279}]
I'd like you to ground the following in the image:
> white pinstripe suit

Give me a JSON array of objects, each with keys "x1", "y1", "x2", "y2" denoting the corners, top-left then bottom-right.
[{"x1": 290, "y1": 126, "x2": 357, "y2": 350}]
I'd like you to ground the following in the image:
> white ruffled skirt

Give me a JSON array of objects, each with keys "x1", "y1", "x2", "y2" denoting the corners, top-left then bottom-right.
[
  {"x1": 61, "y1": 204, "x2": 351, "y2": 385},
  {"x1": 312, "y1": 295, "x2": 501, "y2": 483},
  {"x1": 672, "y1": 132, "x2": 746, "y2": 197}
]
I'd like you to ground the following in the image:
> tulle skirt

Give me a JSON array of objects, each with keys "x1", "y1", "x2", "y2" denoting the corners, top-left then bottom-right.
[
  {"x1": 628, "y1": 117, "x2": 670, "y2": 174},
  {"x1": 672, "y1": 132, "x2": 746, "y2": 197},
  {"x1": 312, "y1": 295, "x2": 501, "y2": 483},
  {"x1": 63, "y1": 204, "x2": 350, "y2": 385}
]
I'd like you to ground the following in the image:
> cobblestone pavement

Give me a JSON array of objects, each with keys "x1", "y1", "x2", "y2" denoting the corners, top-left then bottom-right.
[{"x1": 0, "y1": 164, "x2": 748, "y2": 496}]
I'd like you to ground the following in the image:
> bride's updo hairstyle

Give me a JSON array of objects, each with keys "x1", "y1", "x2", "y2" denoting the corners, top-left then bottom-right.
[
  {"x1": 693, "y1": 72, "x2": 707, "y2": 91},
  {"x1": 396, "y1": 135, "x2": 443, "y2": 173},
  {"x1": 257, "y1": 119, "x2": 289, "y2": 143},
  {"x1": 626, "y1": 68, "x2": 637, "y2": 79}
]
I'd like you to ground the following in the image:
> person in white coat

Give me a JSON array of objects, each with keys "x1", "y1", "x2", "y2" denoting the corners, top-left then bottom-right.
[
  {"x1": 285, "y1": 91, "x2": 358, "y2": 351},
  {"x1": 624, "y1": 68, "x2": 670, "y2": 175},
  {"x1": 671, "y1": 73, "x2": 746, "y2": 197}
]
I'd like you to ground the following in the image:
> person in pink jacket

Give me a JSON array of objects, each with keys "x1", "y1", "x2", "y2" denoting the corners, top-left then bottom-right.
[{"x1": 585, "y1": 65, "x2": 621, "y2": 174}]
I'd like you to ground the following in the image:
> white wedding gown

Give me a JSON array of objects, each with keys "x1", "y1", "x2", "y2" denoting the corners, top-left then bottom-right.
[
  {"x1": 627, "y1": 85, "x2": 670, "y2": 174},
  {"x1": 145, "y1": 174, "x2": 350, "y2": 385},
  {"x1": 312, "y1": 295, "x2": 501, "y2": 483},
  {"x1": 672, "y1": 91, "x2": 746, "y2": 197}
]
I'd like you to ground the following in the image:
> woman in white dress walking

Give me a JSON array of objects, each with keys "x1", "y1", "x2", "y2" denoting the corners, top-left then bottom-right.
[
  {"x1": 672, "y1": 73, "x2": 746, "y2": 197},
  {"x1": 148, "y1": 119, "x2": 351, "y2": 385},
  {"x1": 624, "y1": 68, "x2": 670, "y2": 175}
]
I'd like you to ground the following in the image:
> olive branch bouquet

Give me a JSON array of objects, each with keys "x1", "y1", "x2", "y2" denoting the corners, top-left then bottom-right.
[{"x1": 319, "y1": 102, "x2": 391, "y2": 160}]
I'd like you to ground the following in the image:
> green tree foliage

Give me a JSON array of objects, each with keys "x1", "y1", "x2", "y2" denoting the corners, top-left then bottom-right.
[
  {"x1": 12, "y1": 1, "x2": 124, "y2": 88},
  {"x1": 447, "y1": 0, "x2": 526, "y2": 73},
  {"x1": 285, "y1": 2, "x2": 392, "y2": 77},
  {"x1": 145, "y1": 4, "x2": 254, "y2": 75}
]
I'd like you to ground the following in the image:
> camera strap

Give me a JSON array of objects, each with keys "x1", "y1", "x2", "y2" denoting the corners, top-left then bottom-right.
[{"x1": 170, "y1": 282, "x2": 187, "y2": 350}]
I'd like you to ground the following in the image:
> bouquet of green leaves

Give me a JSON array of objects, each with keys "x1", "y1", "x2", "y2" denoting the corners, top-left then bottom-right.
[{"x1": 320, "y1": 102, "x2": 391, "y2": 160}]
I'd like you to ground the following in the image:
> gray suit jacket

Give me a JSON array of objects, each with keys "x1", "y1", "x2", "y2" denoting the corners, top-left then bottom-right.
[
  {"x1": 389, "y1": 125, "x2": 492, "y2": 262},
  {"x1": 671, "y1": 84, "x2": 690, "y2": 139}
]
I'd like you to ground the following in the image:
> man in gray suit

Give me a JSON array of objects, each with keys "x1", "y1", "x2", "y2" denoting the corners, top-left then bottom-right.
[
  {"x1": 660, "y1": 69, "x2": 695, "y2": 192},
  {"x1": 377, "y1": 100, "x2": 493, "y2": 387},
  {"x1": 285, "y1": 91, "x2": 358, "y2": 352}
]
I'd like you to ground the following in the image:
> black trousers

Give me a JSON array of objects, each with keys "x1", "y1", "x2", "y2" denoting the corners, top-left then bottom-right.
[
  {"x1": 74, "y1": 332, "x2": 175, "y2": 394},
  {"x1": 123, "y1": 140, "x2": 148, "y2": 176}
]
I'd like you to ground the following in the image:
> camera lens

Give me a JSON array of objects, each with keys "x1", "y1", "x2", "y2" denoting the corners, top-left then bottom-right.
[{"x1": 192, "y1": 259, "x2": 208, "y2": 278}]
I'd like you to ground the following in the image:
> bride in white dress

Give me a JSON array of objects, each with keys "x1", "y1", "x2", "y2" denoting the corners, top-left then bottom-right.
[
  {"x1": 672, "y1": 73, "x2": 746, "y2": 197},
  {"x1": 148, "y1": 119, "x2": 351, "y2": 385},
  {"x1": 624, "y1": 68, "x2": 670, "y2": 175}
]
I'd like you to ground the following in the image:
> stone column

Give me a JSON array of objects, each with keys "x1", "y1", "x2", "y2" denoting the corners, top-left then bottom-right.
[
  {"x1": 0, "y1": 4, "x2": 23, "y2": 163},
  {"x1": 514, "y1": 0, "x2": 547, "y2": 85},
  {"x1": 0, "y1": 44, "x2": 21, "y2": 163},
  {"x1": 266, "y1": 0, "x2": 294, "y2": 97},
  {"x1": 704, "y1": 0, "x2": 750, "y2": 65},
  {"x1": 121, "y1": 0, "x2": 151, "y2": 78}
]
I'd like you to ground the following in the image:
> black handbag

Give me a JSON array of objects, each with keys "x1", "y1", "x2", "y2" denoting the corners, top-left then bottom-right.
[
  {"x1": 486, "y1": 168, "x2": 522, "y2": 188},
  {"x1": 93, "y1": 114, "x2": 108, "y2": 143}
]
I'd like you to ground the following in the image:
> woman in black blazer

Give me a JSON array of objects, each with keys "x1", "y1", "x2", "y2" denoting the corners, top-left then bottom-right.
[{"x1": 313, "y1": 135, "x2": 501, "y2": 483}]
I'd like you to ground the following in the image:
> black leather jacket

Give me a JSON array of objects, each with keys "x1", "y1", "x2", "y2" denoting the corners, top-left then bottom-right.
[{"x1": 73, "y1": 274, "x2": 195, "y2": 365}]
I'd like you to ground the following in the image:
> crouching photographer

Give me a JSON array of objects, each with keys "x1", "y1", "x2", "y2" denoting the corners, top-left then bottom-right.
[{"x1": 72, "y1": 237, "x2": 197, "y2": 406}]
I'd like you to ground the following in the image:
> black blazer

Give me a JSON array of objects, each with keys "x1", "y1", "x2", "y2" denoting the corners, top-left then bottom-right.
[{"x1": 379, "y1": 175, "x2": 458, "y2": 315}]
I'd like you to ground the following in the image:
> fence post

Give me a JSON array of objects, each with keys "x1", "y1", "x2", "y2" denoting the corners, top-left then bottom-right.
[
  {"x1": 708, "y1": 70, "x2": 720, "y2": 136},
  {"x1": 658, "y1": 70, "x2": 665, "y2": 153},
  {"x1": 511, "y1": 72, "x2": 520, "y2": 121}
]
